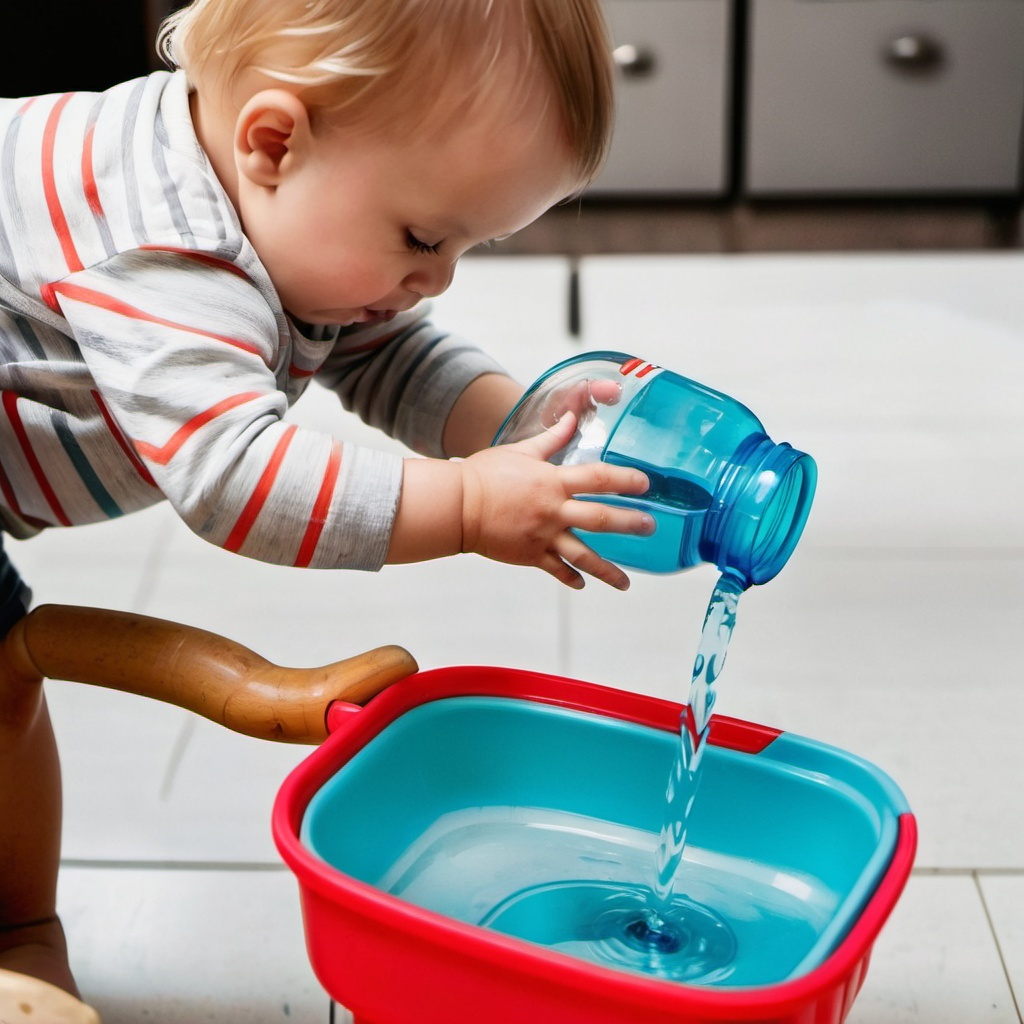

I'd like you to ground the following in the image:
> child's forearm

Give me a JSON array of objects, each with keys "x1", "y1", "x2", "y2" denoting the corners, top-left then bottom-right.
[
  {"x1": 390, "y1": 372, "x2": 527, "y2": 563},
  {"x1": 441, "y1": 372, "x2": 525, "y2": 457},
  {"x1": 385, "y1": 456, "x2": 466, "y2": 564}
]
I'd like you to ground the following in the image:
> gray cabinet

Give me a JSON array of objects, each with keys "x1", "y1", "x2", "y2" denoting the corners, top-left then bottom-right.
[
  {"x1": 744, "y1": 0, "x2": 1024, "y2": 195},
  {"x1": 589, "y1": 0, "x2": 1024, "y2": 198},
  {"x1": 589, "y1": 0, "x2": 734, "y2": 195}
]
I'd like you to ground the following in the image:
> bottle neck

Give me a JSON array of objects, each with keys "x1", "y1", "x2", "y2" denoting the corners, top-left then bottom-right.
[{"x1": 703, "y1": 438, "x2": 817, "y2": 586}]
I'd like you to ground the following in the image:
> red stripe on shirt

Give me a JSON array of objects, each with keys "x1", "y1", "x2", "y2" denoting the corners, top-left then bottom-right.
[
  {"x1": 0, "y1": 454, "x2": 48, "y2": 530},
  {"x1": 2, "y1": 391, "x2": 71, "y2": 526},
  {"x1": 91, "y1": 390, "x2": 158, "y2": 487},
  {"x1": 42, "y1": 93, "x2": 84, "y2": 274},
  {"x1": 223, "y1": 424, "x2": 298, "y2": 553},
  {"x1": 132, "y1": 392, "x2": 263, "y2": 465},
  {"x1": 82, "y1": 121, "x2": 104, "y2": 217},
  {"x1": 137, "y1": 245, "x2": 251, "y2": 280},
  {"x1": 295, "y1": 439, "x2": 342, "y2": 568},
  {"x1": 51, "y1": 281, "x2": 266, "y2": 359},
  {"x1": 0, "y1": 458, "x2": 21, "y2": 520},
  {"x1": 39, "y1": 283, "x2": 61, "y2": 314}
]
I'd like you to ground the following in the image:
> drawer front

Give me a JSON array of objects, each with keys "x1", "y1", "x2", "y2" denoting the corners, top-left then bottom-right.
[
  {"x1": 589, "y1": 0, "x2": 733, "y2": 195},
  {"x1": 744, "y1": 0, "x2": 1024, "y2": 195}
]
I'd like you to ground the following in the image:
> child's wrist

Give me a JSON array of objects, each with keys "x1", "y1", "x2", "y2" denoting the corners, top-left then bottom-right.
[
  {"x1": 387, "y1": 457, "x2": 465, "y2": 563},
  {"x1": 457, "y1": 458, "x2": 481, "y2": 556}
]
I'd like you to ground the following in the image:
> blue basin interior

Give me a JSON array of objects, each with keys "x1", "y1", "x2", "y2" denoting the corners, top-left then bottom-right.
[{"x1": 301, "y1": 696, "x2": 908, "y2": 987}]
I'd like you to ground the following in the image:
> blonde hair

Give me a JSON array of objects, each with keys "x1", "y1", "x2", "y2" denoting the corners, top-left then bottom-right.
[{"x1": 158, "y1": 0, "x2": 614, "y2": 189}]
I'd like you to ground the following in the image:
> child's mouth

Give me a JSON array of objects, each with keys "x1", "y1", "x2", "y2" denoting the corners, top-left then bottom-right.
[{"x1": 357, "y1": 309, "x2": 397, "y2": 324}]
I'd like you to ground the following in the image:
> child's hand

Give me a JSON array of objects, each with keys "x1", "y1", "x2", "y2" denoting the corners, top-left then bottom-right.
[
  {"x1": 460, "y1": 412, "x2": 652, "y2": 590},
  {"x1": 533, "y1": 377, "x2": 622, "y2": 430}
]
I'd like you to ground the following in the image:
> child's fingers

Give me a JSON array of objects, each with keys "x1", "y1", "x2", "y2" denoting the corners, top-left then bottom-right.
[
  {"x1": 553, "y1": 533, "x2": 631, "y2": 591},
  {"x1": 558, "y1": 461, "x2": 650, "y2": 498},
  {"x1": 565, "y1": 498, "x2": 654, "y2": 538},
  {"x1": 538, "y1": 551, "x2": 586, "y2": 590},
  {"x1": 588, "y1": 379, "x2": 621, "y2": 406},
  {"x1": 538, "y1": 380, "x2": 622, "y2": 428},
  {"x1": 510, "y1": 411, "x2": 578, "y2": 460}
]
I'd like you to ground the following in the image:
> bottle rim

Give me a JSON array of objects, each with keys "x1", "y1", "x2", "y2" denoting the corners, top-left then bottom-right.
[{"x1": 710, "y1": 442, "x2": 817, "y2": 586}]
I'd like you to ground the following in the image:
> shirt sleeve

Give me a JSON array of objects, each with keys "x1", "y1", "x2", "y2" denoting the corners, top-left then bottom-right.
[
  {"x1": 312, "y1": 302, "x2": 509, "y2": 459},
  {"x1": 52, "y1": 248, "x2": 403, "y2": 570}
]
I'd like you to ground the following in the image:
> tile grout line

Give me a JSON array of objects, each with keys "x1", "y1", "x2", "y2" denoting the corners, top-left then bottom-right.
[
  {"x1": 126, "y1": 508, "x2": 178, "y2": 614},
  {"x1": 974, "y1": 870, "x2": 1024, "y2": 1024},
  {"x1": 58, "y1": 864, "x2": 1024, "y2": 881},
  {"x1": 914, "y1": 867, "x2": 1024, "y2": 877},
  {"x1": 60, "y1": 858, "x2": 289, "y2": 871},
  {"x1": 157, "y1": 713, "x2": 197, "y2": 800}
]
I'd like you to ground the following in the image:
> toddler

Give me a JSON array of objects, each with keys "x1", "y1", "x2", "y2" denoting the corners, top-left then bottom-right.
[{"x1": 0, "y1": 0, "x2": 652, "y2": 1016}]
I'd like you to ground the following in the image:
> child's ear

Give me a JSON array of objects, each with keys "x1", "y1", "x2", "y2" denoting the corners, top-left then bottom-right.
[{"x1": 234, "y1": 89, "x2": 312, "y2": 187}]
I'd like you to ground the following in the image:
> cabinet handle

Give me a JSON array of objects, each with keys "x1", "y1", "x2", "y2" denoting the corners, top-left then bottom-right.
[
  {"x1": 612, "y1": 43, "x2": 656, "y2": 78},
  {"x1": 884, "y1": 34, "x2": 944, "y2": 73}
]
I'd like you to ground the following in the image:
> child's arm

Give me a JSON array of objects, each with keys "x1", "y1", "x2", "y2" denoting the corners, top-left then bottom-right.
[
  {"x1": 387, "y1": 412, "x2": 652, "y2": 591},
  {"x1": 337, "y1": 341, "x2": 649, "y2": 589},
  {"x1": 440, "y1": 371, "x2": 525, "y2": 458},
  {"x1": 53, "y1": 255, "x2": 644, "y2": 583}
]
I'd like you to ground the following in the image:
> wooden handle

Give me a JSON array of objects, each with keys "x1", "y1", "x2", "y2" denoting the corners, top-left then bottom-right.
[{"x1": 1, "y1": 604, "x2": 418, "y2": 744}]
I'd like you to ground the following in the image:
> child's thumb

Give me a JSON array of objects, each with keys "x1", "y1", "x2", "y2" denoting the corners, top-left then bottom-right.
[{"x1": 511, "y1": 410, "x2": 577, "y2": 460}]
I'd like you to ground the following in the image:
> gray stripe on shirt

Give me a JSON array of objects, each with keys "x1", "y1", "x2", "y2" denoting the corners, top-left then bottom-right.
[{"x1": 121, "y1": 78, "x2": 150, "y2": 248}]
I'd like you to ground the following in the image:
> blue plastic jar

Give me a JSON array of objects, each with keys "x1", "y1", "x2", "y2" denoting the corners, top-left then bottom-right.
[{"x1": 493, "y1": 352, "x2": 816, "y2": 587}]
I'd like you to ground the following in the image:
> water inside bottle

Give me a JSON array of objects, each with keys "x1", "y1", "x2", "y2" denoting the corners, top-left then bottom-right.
[{"x1": 575, "y1": 460, "x2": 712, "y2": 574}]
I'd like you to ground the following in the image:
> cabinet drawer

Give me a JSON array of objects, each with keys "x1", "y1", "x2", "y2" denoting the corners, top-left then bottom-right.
[
  {"x1": 744, "y1": 0, "x2": 1024, "y2": 195},
  {"x1": 589, "y1": 0, "x2": 733, "y2": 195}
]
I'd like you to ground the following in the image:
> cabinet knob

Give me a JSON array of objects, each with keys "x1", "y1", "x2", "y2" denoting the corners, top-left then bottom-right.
[
  {"x1": 612, "y1": 43, "x2": 656, "y2": 78},
  {"x1": 884, "y1": 34, "x2": 944, "y2": 74}
]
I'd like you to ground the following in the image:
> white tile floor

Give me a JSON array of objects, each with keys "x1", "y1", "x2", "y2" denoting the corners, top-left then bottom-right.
[{"x1": 6, "y1": 252, "x2": 1023, "y2": 1022}]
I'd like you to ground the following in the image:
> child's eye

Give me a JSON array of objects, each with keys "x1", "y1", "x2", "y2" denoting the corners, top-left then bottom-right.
[{"x1": 406, "y1": 231, "x2": 441, "y2": 256}]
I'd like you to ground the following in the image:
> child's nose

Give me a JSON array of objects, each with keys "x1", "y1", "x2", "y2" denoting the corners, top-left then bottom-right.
[{"x1": 404, "y1": 260, "x2": 455, "y2": 298}]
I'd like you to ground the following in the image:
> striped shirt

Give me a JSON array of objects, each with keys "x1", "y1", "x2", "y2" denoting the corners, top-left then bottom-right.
[{"x1": 0, "y1": 71, "x2": 503, "y2": 570}]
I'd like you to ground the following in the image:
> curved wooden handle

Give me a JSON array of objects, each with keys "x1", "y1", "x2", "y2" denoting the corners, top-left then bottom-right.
[{"x1": 1, "y1": 604, "x2": 418, "y2": 744}]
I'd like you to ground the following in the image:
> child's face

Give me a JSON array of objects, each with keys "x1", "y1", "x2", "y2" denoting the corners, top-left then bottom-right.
[{"x1": 237, "y1": 95, "x2": 575, "y2": 326}]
